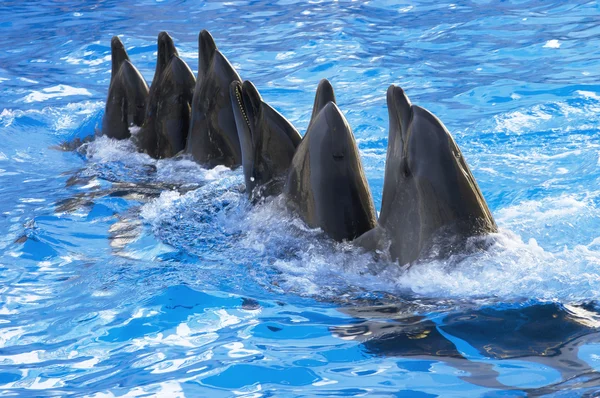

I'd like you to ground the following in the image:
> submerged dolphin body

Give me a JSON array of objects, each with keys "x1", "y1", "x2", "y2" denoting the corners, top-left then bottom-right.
[
  {"x1": 102, "y1": 36, "x2": 149, "y2": 140},
  {"x1": 185, "y1": 30, "x2": 242, "y2": 168},
  {"x1": 135, "y1": 32, "x2": 195, "y2": 158},
  {"x1": 230, "y1": 80, "x2": 302, "y2": 199},
  {"x1": 355, "y1": 85, "x2": 497, "y2": 265},
  {"x1": 284, "y1": 79, "x2": 377, "y2": 241}
]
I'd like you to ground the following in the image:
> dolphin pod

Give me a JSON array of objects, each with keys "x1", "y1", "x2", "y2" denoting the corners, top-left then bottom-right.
[{"x1": 100, "y1": 30, "x2": 497, "y2": 266}]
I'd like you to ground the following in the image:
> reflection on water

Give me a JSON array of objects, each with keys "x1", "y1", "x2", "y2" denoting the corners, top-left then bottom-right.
[
  {"x1": 334, "y1": 302, "x2": 600, "y2": 393},
  {"x1": 2, "y1": 0, "x2": 600, "y2": 395}
]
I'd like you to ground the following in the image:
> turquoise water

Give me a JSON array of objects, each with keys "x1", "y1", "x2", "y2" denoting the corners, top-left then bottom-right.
[{"x1": 2, "y1": 0, "x2": 600, "y2": 396}]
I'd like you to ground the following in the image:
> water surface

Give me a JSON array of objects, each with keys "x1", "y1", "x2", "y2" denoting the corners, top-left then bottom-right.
[{"x1": 1, "y1": 0, "x2": 600, "y2": 396}]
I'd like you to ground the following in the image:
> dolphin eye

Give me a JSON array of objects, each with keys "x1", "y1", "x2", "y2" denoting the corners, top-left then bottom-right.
[{"x1": 332, "y1": 152, "x2": 344, "y2": 161}]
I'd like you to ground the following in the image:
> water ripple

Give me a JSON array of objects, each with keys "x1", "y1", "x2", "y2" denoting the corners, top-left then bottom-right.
[{"x1": 1, "y1": 0, "x2": 600, "y2": 395}]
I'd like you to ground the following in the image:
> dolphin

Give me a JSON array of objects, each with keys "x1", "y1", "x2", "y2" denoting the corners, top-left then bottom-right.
[
  {"x1": 102, "y1": 36, "x2": 149, "y2": 140},
  {"x1": 230, "y1": 80, "x2": 302, "y2": 199},
  {"x1": 355, "y1": 85, "x2": 497, "y2": 265},
  {"x1": 185, "y1": 30, "x2": 242, "y2": 168},
  {"x1": 284, "y1": 79, "x2": 377, "y2": 241},
  {"x1": 135, "y1": 32, "x2": 195, "y2": 158}
]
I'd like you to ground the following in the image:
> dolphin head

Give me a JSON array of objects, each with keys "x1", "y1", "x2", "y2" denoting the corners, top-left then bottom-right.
[
  {"x1": 230, "y1": 80, "x2": 258, "y2": 187},
  {"x1": 386, "y1": 84, "x2": 411, "y2": 157},
  {"x1": 110, "y1": 36, "x2": 129, "y2": 82},
  {"x1": 384, "y1": 85, "x2": 470, "y2": 209},
  {"x1": 198, "y1": 30, "x2": 219, "y2": 80},
  {"x1": 381, "y1": 84, "x2": 461, "y2": 227},
  {"x1": 309, "y1": 101, "x2": 359, "y2": 171},
  {"x1": 375, "y1": 84, "x2": 496, "y2": 264},
  {"x1": 309, "y1": 79, "x2": 337, "y2": 126},
  {"x1": 232, "y1": 80, "x2": 263, "y2": 146},
  {"x1": 303, "y1": 80, "x2": 349, "y2": 169},
  {"x1": 152, "y1": 31, "x2": 179, "y2": 88},
  {"x1": 198, "y1": 30, "x2": 216, "y2": 67},
  {"x1": 198, "y1": 29, "x2": 241, "y2": 85},
  {"x1": 231, "y1": 80, "x2": 301, "y2": 198},
  {"x1": 295, "y1": 92, "x2": 375, "y2": 241},
  {"x1": 377, "y1": 85, "x2": 412, "y2": 224},
  {"x1": 118, "y1": 60, "x2": 149, "y2": 128}
]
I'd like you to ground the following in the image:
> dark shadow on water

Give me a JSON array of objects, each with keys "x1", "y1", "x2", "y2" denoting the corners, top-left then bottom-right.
[{"x1": 333, "y1": 302, "x2": 600, "y2": 393}]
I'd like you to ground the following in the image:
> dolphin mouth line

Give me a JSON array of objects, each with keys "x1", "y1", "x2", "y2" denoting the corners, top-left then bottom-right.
[{"x1": 234, "y1": 84, "x2": 252, "y2": 133}]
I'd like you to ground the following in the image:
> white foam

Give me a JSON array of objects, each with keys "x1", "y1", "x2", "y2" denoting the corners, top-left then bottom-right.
[
  {"x1": 140, "y1": 190, "x2": 182, "y2": 221},
  {"x1": 543, "y1": 40, "x2": 561, "y2": 49},
  {"x1": 494, "y1": 109, "x2": 552, "y2": 134},
  {"x1": 577, "y1": 90, "x2": 600, "y2": 100},
  {"x1": 1, "y1": 102, "x2": 102, "y2": 129},
  {"x1": 84, "y1": 135, "x2": 147, "y2": 163},
  {"x1": 498, "y1": 195, "x2": 587, "y2": 222},
  {"x1": 216, "y1": 190, "x2": 600, "y2": 303}
]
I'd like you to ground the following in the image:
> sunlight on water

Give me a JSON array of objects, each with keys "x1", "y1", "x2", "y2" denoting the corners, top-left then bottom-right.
[{"x1": 2, "y1": 0, "x2": 600, "y2": 396}]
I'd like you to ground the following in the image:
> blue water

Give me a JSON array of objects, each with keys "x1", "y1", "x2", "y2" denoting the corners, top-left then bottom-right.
[{"x1": 2, "y1": 0, "x2": 600, "y2": 396}]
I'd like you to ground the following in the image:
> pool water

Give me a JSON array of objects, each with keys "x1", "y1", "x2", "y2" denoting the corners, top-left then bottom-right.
[{"x1": 2, "y1": 0, "x2": 600, "y2": 396}]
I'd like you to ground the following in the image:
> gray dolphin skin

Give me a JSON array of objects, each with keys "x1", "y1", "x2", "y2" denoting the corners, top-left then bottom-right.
[
  {"x1": 151, "y1": 31, "x2": 178, "y2": 89},
  {"x1": 110, "y1": 36, "x2": 129, "y2": 82},
  {"x1": 135, "y1": 32, "x2": 195, "y2": 158},
  {"x1": 102, "y1": 36, "x2": 149, "y2": 140},
  {"x1": 284, "y1": 79, "x2": 377, "y2": 241},
  {"x1": 355, "y1": 85, "x2": 497, "y2": 265},
  {"x1": 185, "y1": 30, "x2": 242, "y2": 168},
  {"x1": 230, "y1": 80, "x2": 302, "y2": 199}
]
